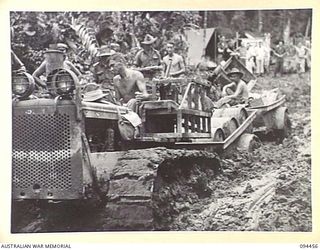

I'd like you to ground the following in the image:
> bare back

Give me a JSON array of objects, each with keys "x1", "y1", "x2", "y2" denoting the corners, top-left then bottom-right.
[
  {"x1": 113, "y1": 68, "x2": 145, "y2": 103},
  {"x1": 234, "y1": 79, "x2": 249, "y2": 99}
]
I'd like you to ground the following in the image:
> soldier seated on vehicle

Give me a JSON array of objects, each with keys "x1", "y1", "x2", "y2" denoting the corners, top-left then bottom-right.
[
  {"x1": 93, "y1": 45, "x2": 116, "y2": 89},
  {"x1": 217, "y1": 67, "x2": 249, "y2": 107},
  {"x1": 197, "y1": 60, "x2": 221, "y2": 101},
  {"x1": 110, "y1": 54, "x2": 152, "y2": 112},
  {"x1": 32, "y1": 44, "x2": 82, "y2": 89},
  {"x1": 193, "y1": 59, "x2": 221, "y2": 111}
]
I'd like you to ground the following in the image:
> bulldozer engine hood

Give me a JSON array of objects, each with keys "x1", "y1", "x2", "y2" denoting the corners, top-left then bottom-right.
[{"x1": 12, "y1": 98, "x2": 83, "y2": 200}]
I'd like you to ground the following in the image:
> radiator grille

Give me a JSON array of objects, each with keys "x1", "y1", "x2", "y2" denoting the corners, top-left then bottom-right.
[{"x1": 12, "y1": 113, "x2": 72, "y2": 189}]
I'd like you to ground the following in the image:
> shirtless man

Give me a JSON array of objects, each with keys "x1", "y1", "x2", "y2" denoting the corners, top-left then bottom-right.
[
  {"x1": 216, "y1": 67, "x2": 249, "y2": 107},
  {"x1": 162, "y1": 43, "x2": 185, "y2": 77},
  {"x1": 111, "y1": 59, "x2": 151, "y2": 111},
  {"x1": 222, "y1": 68, "x2": 249, "y2": 98}
]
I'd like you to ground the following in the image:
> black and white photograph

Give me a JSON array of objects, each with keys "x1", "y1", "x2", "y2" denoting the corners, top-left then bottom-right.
[{"x1": 10, "y1": 8, "x2": 313, "y2": 234}]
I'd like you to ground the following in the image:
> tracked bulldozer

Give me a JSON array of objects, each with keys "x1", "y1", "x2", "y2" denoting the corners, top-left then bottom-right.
[{"x1": 12, "y1": 56, "x2": 285, "y2": 231}]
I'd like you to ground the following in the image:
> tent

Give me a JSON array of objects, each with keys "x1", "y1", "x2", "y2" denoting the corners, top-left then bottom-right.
[
  {"x1": 185, "y1": 28, "x2": 218, "y2": 65},
  {"x1": 185, "y1": 27, "x2": 236, "y2": 65}
]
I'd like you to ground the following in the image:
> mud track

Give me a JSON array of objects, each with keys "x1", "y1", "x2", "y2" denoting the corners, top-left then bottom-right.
[{"x1": 163, "y1": 73, "x2": 311, "y2": 231}]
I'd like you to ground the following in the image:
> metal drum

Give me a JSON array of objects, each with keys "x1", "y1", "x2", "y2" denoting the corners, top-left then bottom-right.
[
  {"x1": 211, "y1": 117, "x2": 239, "y2": 138},
  {"x1": 212, "y1": 107, "x2": 248, "y2": 125},
  {"x1": 211, "y1": 128, "x2": 225, "y2": 142}
]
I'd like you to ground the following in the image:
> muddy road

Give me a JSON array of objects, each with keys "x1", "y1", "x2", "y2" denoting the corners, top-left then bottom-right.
[
  {"x1": 166, "y1": 72, "x2": 311, "y2": 231},
  {"x1": 11, "y1": 72, "x2": 311, "y2": 232}
]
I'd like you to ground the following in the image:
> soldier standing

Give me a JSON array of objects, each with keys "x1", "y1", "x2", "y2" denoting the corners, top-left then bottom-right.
[
  {"x1": 32, "y1": 44, "x2": 82, "y2": 89},
  {"x1": 162, "y1": 42, "x2": 185, "y2": 78},
  {"x1": 273, "y1": 40, "x2": 286, "y2": 77},
  {"x1": 134, "y1": 34, "x2": 162, "y2": 79}
]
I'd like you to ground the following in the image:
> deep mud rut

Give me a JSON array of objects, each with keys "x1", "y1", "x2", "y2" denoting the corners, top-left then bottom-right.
[{"x1": 11, "y1": 72, "x2": 311, "y2": 232}]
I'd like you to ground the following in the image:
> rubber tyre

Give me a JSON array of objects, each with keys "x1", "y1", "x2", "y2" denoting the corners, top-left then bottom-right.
[{"x1": 237, "y1": 133, "x2": 261, "y2": 152}]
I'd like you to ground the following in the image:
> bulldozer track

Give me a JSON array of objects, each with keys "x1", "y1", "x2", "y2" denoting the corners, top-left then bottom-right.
[
  {"x1": 101, "y1": 147, "x2": 221, "y2": 230},
  {"x1": 12, "y1": 148, "x2": 221, "y2": 232}
]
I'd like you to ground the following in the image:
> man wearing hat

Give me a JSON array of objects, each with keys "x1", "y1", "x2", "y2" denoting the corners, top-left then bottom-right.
[
  {"x1": 196, "y1": 57, "x2": 218, "y2": 80},
  {"x1": 221, "y1": 67, "x2": 249, "y2": 102},
  {"x1": 93, "y1": 45, "x2": 116, "y2": 89},
  {"x1": 96, "y1": 19, "x2": 115, "y2": 46},
  {"x1": 32, "y1": 44, "x2": 81, "y2": 88},
  {"x1": 57, "y1": 43, "x2": 82, "y2": 77},
  {"x1": 206, "y1": 61, "x2": 222, "y2": 102},
  {"x1": 194, "y1": 58, "x2": 221, "y2": 109},
  {"x1": 134, "y1": 34, "x2": 162, "y2": 79}
]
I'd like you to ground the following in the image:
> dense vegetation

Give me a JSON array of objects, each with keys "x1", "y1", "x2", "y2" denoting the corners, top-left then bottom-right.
[{"x1": 10, "y1": 10, "x2": 312, "y2": 73}]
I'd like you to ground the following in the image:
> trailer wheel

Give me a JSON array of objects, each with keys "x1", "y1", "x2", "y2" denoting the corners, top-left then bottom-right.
[
  {"x1": 274, "y1": 107, "x2": 291, "y2": 142},
  {"x1": 237, "y1": 133, "x2": 261, "y2": 152}
]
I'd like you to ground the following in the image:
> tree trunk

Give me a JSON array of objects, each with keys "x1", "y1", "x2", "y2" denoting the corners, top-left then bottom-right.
[
  {"x1": 305, "y1": 17, "x2": 310, "y2": 38},
  {"x1": 283, "y1": 16, "x2": 291, "y2": 44},
  {"x1": 258, "y1": 10, "x2": 263, "y2": 33},
  {"x1": 203, "y1": 11, "x2": 207, "y2": 57}
]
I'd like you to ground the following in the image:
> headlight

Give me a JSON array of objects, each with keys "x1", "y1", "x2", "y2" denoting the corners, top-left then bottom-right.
[
  {"x1": 12, "y1": 72, "x2": 35, "y2": 98},
  {"x1": 48, "y1": 68, "x2": 77, "y2": 96},
  {"x1": 55, "y1": 72, "x2": 75, "y2": 94}
]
